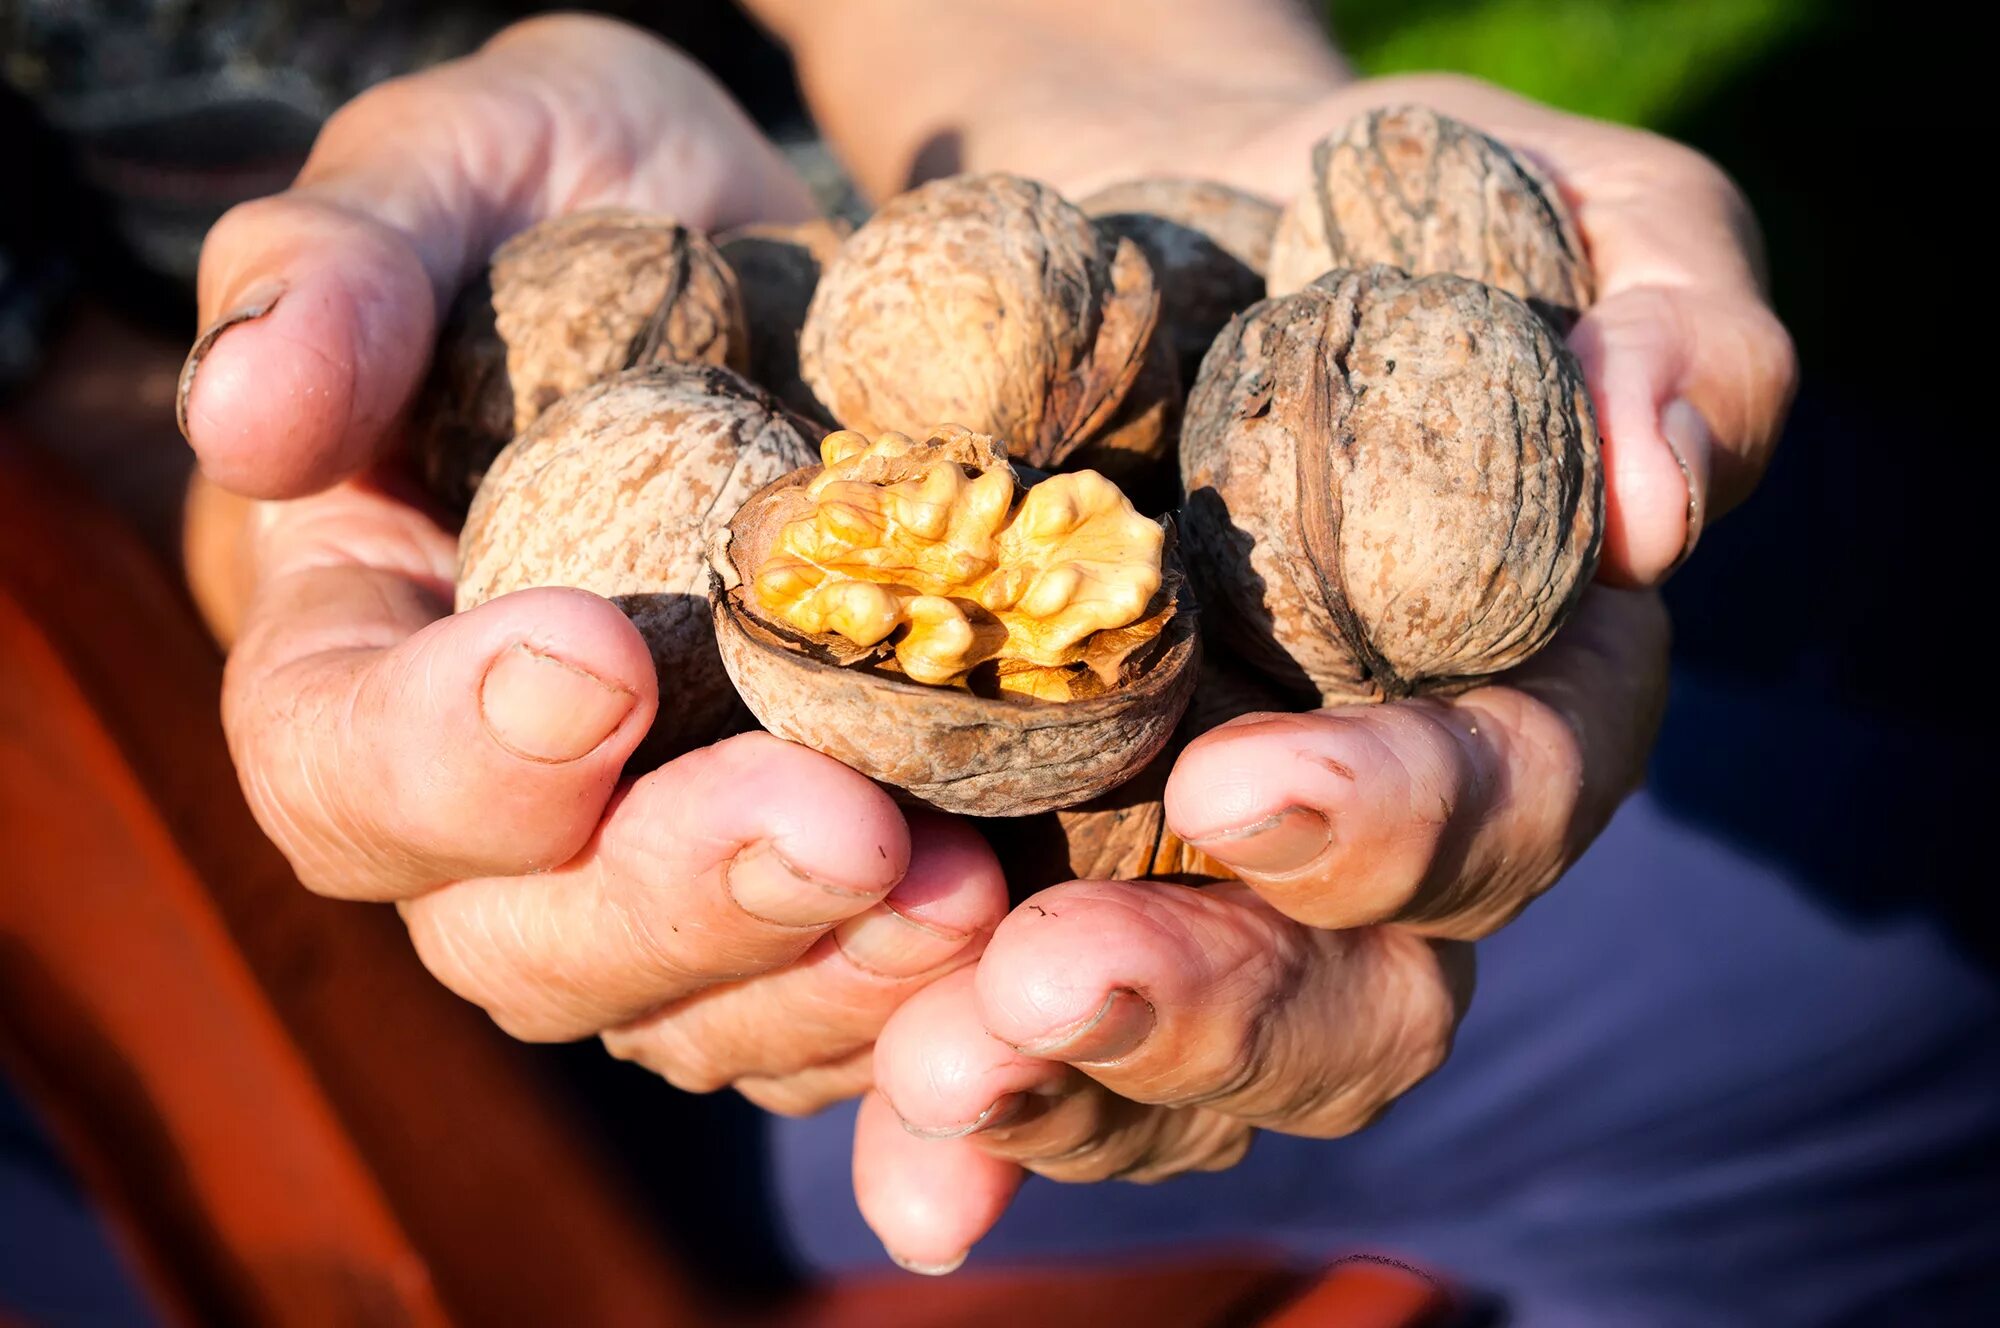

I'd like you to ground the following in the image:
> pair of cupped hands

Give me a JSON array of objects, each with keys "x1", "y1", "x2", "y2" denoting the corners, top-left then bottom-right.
[{"x1": 183, "y1": 16, "x2": 1794, "y2": 1273}]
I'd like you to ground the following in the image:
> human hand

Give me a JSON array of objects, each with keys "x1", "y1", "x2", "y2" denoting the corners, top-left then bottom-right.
[
  {"x1": 191, "y1": 16, "x2": 1004, "y2": 1111},
  {"x1": 801, "y1": 60, "x2": 1792, "y2": 1270}
]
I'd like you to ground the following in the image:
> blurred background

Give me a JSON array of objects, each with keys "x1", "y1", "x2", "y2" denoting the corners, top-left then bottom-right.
[{"x1": 5, "y1": 1, "x2": 1979, "y2": 1323}]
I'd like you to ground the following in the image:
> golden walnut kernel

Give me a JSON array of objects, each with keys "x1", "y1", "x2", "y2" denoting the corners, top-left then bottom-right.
[
  {"x1": 1181, "y1": 266, "x2": 1601, "y2": 704},
  {"x1": 1267, "y1": 106, "x2": 1592, "y2": 328},
  {"x1": 753, "y1": 429, "x2": 1164, "y2": 695},
  {"x1": 709, "y1": 426, "x2": 1198, "y2": 816},
  {"x1": 413, "y1": 209, "x2": 748, "y2": 512},
  {"x1": 798, "y1": 175, "x2": 1177, "y2": 488},
  {"x1": 458, "y1": 364, "x2": 813, "y2": 760}
]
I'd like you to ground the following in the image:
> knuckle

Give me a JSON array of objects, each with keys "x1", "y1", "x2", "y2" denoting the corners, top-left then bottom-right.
[
  {"x1": 602, "y1": 1022, "x2": 732, "y2": 1094},
  {"x1": 736, "y1": 1078, "x2": 833, "y2": 1119}
]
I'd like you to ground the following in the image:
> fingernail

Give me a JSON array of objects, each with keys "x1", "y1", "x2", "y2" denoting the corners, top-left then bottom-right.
[
  {"x1": 1659, "y1": 397, "x2": 1712, "y2": 573},
  {"x1": 728, "y1": 841, "x2": 884, "y2": 927},
  {"x1": 900, "y1": 1092, "x2": 1026, "y2": 1140},
  {"x1": 1012, "y1": 988, "x2": 1154, "y2": 1063},
  {"x1": 177, "y1": 278, "x2": 288, "y2": 439},
  {"x1": 890, "y1": 1249, "x2": 967, "y2": 1277},
  {"x1": 479, "y1": 643, "x2": 637, "y2": 763},
  {"x1": 835, "y1": 905, "x2": 972, "y2": 978},
  {"x1": 1187, "y1": 806, "x2": 1332, "y2": 877}
]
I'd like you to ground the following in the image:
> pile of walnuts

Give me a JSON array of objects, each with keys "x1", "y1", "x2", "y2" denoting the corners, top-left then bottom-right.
[{"x1": 422, "y1": 105, "x2": 1602, "y2": 876}]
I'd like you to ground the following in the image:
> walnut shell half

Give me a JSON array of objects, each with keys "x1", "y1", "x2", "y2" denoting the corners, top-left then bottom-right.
[
  {"x1": 458, "y1": 364, "x2": 814, "y2": 760},
  {"x1": 1181, "y1": 266, "x2": 1601, "y2": 703},
  {"x1": 1267, "y1": 106, "x2": 1592, "y2": 328},
  {"x1": 709, "y1": 429, "x2": 1199, "y2": 816},
  {"x1": 798, "y1": 174, "x2": 1175, "y2": 481},
  {"x1": 414, "y1": 210, "x2": 749, "y2": 513},
  {"x1": 1081, "y1": 178, "x2": 1280, "y2": 384}
]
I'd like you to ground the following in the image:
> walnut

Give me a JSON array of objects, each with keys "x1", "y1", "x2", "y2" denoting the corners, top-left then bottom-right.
[
  {"x1": 1181, "y1": 266, "x2": 1601, "y2": 704},
  {"x1": 1081, "y1": 178, "x2": 1280, "y2": 383},
  {"x1": 797, "y1": 175, "x2": 1177, "y2": 491},
  {"x1": 413, "y1": 210, "x2": 749, "y2": 513},
  {"x1": 716, "y1": 217, "x2": 852, "y2": 426},
  {"x1": 1267, "y1": 107, "x2": 1592, "y2": 328},
  {"x1": 710, "y1": 426, "x2": 1198, "y2": 815},
  {"x1": 458, "y1": 363, "x2": 813, "y2": 760}
]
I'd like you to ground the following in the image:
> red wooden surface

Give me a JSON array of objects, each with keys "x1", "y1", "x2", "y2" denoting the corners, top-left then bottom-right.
[{"x1": 0, "y1": 436, "x2": 1451, "y2": 1327}]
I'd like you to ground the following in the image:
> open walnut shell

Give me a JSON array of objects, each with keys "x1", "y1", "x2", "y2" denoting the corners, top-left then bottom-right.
[
  {"x1": 1182, "y1": 266, "x2": 1601, "y2": 704},
  {"x1": 709, "y1": 427, "x2": 1199, "y2": 816},
  {"x1": 458, "y1": 364, "x2": 814, "y2": 761},
  {"x1": 716, "y1": 217, "x2": 851, "y2": 427},
  {"x1": 1267, "y1": 106, "x2": 1592, "y2": 329},
  {"x1": 414, "y1": 209, "x2": 749, "y2": 513},
  {"x1": 1081, "y1": 178, "x2": 1280, "y2": 385},
  {"x1": 798, "y1": 175, "x2": 1177, "y2": 489}
]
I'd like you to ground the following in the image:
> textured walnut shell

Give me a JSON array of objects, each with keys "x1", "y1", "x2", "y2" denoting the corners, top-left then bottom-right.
[
  {"x1": 798, "y1": 174, "x2": 1174, "y2": 478},
  {"x1": 986, "y1": 657, "x2": 1284, "y2": 890},
  {"x1": 414, "y1": 210, "x2": 750, "y2": 513},
  {"x1": 716, "y1": 218, "x2": 851, "y2": 426},
  {"x1": 1267, "y1": 107, "x2": 1592, "y2": 328},
  {"x1": 708, "y1": 459, "x2": 1200, "y2": 817},
  {"x1": 458, "y1": 364, "x2": 813, "y2": 759},
  {"x1": 1182, "y1": 266, "x2": 1602, "y2": 703},
  {"x1": 1082, "y1": 178, "x2": 1280, "y2": 384}
]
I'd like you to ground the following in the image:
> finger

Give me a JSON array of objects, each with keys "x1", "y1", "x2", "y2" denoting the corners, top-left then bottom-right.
[
  {"x1": 1571, "y1": 280, "x2": 1795, "y2": 584},
  {"x1": 399, "y1": 733, "x2": 911, "y2": 1041},
  {"x1": 854, "y1": 1089, "x2": 1023, "y2": 1276},
  {"x1": 975, "y1": 881, "x2": 1471, "y2": 1137},
  {"x1": 875, "y1": 966, "x2": 1250, "y2": 1185},
  {"x1": 223, "y1": 484, "x2": 657, "y2": 901},
  {"x1": 736, "y1": 1048, "x2": 876, "y2": 1118},
  {"x1": 1555, "y1": 139, "x2": 1795, "y2": 583},
  {"x1": 1162, "y1": 587, "x2": 1667, "y2": 936},
  {"x1": 182, "y1": 14, "x2": 813, "y2": 497},
  {"x1": 601, "y1": 815, "x2": 1006, "y2": 1091}
]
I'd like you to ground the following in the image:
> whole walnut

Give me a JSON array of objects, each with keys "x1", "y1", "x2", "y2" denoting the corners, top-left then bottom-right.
[
  {"x1": 710, "y1": 426, "x2": 1198, "y2": 816},
  {"x1": 1081, "y1": 178, "x2": 1280, "y2": 384},
  {"x1": 414, "y1": 210, "x2": 749, "y2": 513},
  {"x1": 1181, "y1": 266, "x2": 1601, "y2": 703},
  {"x1": 797, "y1": 174, "x2": 1176, "y2": 487},
  {"x1": 458, "y1": 364, "x2": 813, "y2": 759},
  {"x1": 1267, "y1": 107, "x2": 1592, "y2": 328},
  {"x1": 716, "y1": 217, "x2": 851, "y2": 426}
]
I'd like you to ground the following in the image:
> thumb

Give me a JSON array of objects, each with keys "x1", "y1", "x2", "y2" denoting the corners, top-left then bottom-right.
[{"x1": 180, "y1": 14, "x2": 812, "y2": 499}]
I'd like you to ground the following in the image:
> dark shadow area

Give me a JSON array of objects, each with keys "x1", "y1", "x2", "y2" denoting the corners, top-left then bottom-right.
[{"x1": 531, "y1": 1041, "x2": 803, "y2": 1307}]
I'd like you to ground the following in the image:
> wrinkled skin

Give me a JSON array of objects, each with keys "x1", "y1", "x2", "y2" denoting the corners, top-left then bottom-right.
[
  {"x1": 174, "y1": 8, "x2": 1798, "y2": 1278},
  {"x1": 183, "y1": 18, "x2": 1010, "y2": 1124}
]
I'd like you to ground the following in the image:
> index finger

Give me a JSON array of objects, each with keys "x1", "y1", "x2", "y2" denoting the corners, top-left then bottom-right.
[{"x1": 180, "y1": 15, "x2": 813, "y2": 498}]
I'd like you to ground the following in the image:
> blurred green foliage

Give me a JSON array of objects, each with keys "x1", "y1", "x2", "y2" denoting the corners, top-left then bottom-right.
[{"x1": 1328, "y1": 0, "x2": 1826, "y2": 130}]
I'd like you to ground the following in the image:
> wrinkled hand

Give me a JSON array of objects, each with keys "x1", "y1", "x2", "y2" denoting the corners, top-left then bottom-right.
[
  {"x1": 192, "y1": 16, "x2": 1003, "y2": 1112},
  {"x1": 849, "y1": 75, "x2": 1795, "y2": 1271}
]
